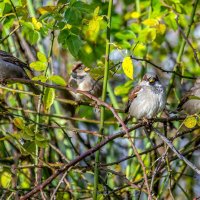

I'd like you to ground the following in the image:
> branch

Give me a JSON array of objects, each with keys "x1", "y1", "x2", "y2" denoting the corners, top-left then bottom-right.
[{"x1": 20, "y1": 122, "x2": 144, "y2": 200}]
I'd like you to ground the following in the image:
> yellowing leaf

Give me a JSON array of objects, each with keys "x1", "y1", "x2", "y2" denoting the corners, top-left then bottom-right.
[
  {"x1": 32, "y1": 17, "x2": 42, "y2": 30},
  {"x1": 0, "y1": 171, "x2": 12, "y2": 188},
  {"x1": 131, "y1": 12, "x2": 140, "y2": 19},
  {"x1": 142, "y1": 19, "x2": 159, "y2": 26},
  {"x1": 13, "y1": 117, "x2": 25, "y2": 129},
  {"x1": 156, "y1": 24, "x2": 166, "y2": 35},
  {"x1": 43, "y1": 88, "x2": 55, "y2": 111},
  {"x1": 37, "y1": 6, "x2": 56, "y2": 14},
  {"x1": 122, "y1": 57, "x2": 134, "y2": 80},
  {"x1": 139, "y1": 28, "x2": 157, "y2": 43},
  {"x1": 184, "y1": 116, "x2": 197, "y2": 128}
]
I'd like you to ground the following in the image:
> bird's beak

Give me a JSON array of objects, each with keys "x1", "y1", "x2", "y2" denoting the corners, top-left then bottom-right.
[
  {"x1": 84, "y1": 67, "x2": 90, "y2": 72},
  {"x1": 149, "y1": 78, "x2": 155, "y2": 83}
]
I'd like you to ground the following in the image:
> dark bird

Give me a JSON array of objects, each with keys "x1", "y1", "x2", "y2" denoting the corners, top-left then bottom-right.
[{"x1": 0, "y1": 50, "x2": 41, "y2": 94}]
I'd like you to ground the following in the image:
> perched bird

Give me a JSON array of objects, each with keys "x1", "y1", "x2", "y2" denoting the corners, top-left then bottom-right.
[
  {"x1": 0, "y1": 50, "x2": 41, "y2": 94},
  {"x1": 124, "y1": 73, "x2": 166, "y2": 124},
  {"x1": 177, "y1": 78, "x2": 200, "y2": 115},
  {"x1": 68, "y1": 62, "x2": 102, "y2": 101}
]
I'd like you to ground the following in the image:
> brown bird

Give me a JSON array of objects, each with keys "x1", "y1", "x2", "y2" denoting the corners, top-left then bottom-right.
[
  {"x1": 177, "y1": 78, "x2": 200, "y2": 115},
  {"x1": 0, "y1": 50, "x2": 41, "y2": 94},
  {"x1": 68, "y1": 62, "x2": 102, "y2": 101}
]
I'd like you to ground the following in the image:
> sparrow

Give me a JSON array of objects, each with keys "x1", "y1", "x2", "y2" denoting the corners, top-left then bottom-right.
[
  {"x1": 0, "y1": 50, "x2": 41, "y2": 94},
  {"x1": 68, "y1": 62, "x2": 102, "y2": 101},
  {"x1": 177, "y1": 78, "x2": 200, "y2": 115},
  {"x1": 124, "y1": 73, "x2": 166, "y2": 124}
]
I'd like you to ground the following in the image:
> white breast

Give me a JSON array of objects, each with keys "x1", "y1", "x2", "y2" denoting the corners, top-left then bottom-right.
[{"x1": 129, "y1": 85, "x2": 165, "y2": 119}]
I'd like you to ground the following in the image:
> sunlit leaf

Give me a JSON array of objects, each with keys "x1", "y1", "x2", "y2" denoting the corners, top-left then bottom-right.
[
  {"x1": 156, "y1": 23, "x2": 166, "y2": 34},
  {"x1": 131, "y1": 11, "x2": 140, "y2": 19},
  {"x1": 32, "y1": 75, "x2": 48, "y2": 83},
  {"x1": 142, "y1": 19, "x2": 159, "y2": 26},
  {"x1": 32, "y1": 17, "x2": 42, "y2": 30},
  {"x1": 49, "y1": 75, "x2": 67, "y2": 86},
  {"x1": 37, "y1": 6, "x2": 56, "y2": 14},
  {"x1": 43, "y1": 88, "x2": 55, "y2": 110},
  {"x1": 122, "y1": 57, "x2": 134, "y2": 80},
  {"x1": 184, "y1": 116, "x2": 197, "y2": 128},
  {"x1": 0, "y1": 171, "x2": 12, "y2": 188},
  {"x1": 37, "y1": 52, "x2": 47, "y2": 62},
  {"x1": 30, "y1": 61, "x2": 47, "y2": 71}
]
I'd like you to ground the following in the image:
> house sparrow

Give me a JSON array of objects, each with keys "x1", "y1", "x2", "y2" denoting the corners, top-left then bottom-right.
[
  {"x1": 124, "y1": 73, "x2": 166, "y2": 123},
  {"x1": 177, "y1": 78, "x2": 200, "y2": 115},
  {"x1": 68, "y1": 62, "x2": 102, "y2": 101},
  {"x1": 0, "y1": 50, "x2": 41, "y2": 94}
]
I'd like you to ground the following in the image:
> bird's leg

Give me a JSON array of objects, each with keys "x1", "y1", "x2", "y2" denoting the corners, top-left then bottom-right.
[{"x1": 142, "y1": 117, "x2": 153, "y2": 126}]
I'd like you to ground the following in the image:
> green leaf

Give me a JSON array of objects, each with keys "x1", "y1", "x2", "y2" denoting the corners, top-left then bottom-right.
[
  {"x1": 58, "y1": 28, "x2": 70, "y2": 44},
  {"x1": 32, "y1": 75, "x2": 48, "y2": 83},
  {"x1": 66, "y1": 34, "x2": 82, "y2": 57},
  {"x1": 114, "y1": 80, "x2": 133, "y2": 96},
  {"x1": 164, "y1": 12, "x2": 178, "y2": 30},
  {"x1": 37, "y1": 52, "x2": 47, "y2": 62},
  {"x1": 49, "y1": 75, "x2": 66, "y2": 86},
  {"x1": 23, "y1": 141, "x2": 36, "y2": 154},
  {"x1": 64, "y1": 7, "x2": 81, "y2": 25},
  {"x1": 72, "y1": 1, "x2": 92, "y2": 13},
  {"x1": 13, "y1": 117, "x2": 25, "y2": 129},
  {"x1": 35, "y1": 140, "x2": 49, "y2": 148},
  {"x1": 20, "y1": 131, "x2": 33, "y2": 141},
  {"x1": 43, "y1": 88, "x2": 55, "y2": 110},
  {"x1": 30, "y1": 61, "x2": 47, "y2": 71},
  {"x1": 138, "y1": 28, "x2": 157, "y2": 43},
  {"x1": 27, "y1": 30, "x2": 40, "y2": 45},
  {"x1": 115, "y1": 30, "x2": 136, "y2": 40},
  {"x1": 35, "y1": 133, "x2": 47, "y2": 141},
  {"x1": 0, "y1": 2, "x2": 5, "y2": 17}
]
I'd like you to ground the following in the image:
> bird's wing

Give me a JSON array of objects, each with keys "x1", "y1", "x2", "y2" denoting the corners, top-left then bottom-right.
[
  {"x1": 0, "y1": 50, "x2": 33, "y2": 72},
  {"x1": 124, "y1": 85, "x2": 142, "y2": 113}
]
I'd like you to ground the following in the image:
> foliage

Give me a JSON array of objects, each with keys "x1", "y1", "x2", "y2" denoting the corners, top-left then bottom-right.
[{"x1": 0, "y1": 0, "x2": 200, "y2": 199}]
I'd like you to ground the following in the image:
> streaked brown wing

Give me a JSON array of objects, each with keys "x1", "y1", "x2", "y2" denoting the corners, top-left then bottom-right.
[
  {"x1": 0, "y1": 50, "x2": 32, "y2": 72},
  {"x1": 124, "y1": 85, "x2": 142, "y2": 113}
]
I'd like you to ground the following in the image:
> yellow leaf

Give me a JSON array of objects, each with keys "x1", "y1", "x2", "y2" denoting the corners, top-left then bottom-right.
[
  {"x1": 156, "y1": 24, "x2": 166, "y2": 35},
  {"x1": 131, "y1": 12, "x2": 140, "y2": 19},
  {"x1": 184, "y1": 116, "x2": 197, "y2": 128},
  {"x1": 0, "y1": 171, "x2": 12, "y2": 188},
  {"x1": 142, "y1": 19, "x2": 159, "y2": 26},
  {"x1": 37, "y1": 6, "x2": 56, "y2": 14},
  {"x1": 13, "y1": 117, "x2": 25, "y2": 129},
  {"x1": 32, "y1": 17, "x2": 42, "y2": 30},
  {"x1": 122, "y1": 57, "x2": 134, "y2": 80}
]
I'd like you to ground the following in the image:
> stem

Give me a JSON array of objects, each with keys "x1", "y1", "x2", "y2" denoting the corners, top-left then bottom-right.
[
  {"x1": 166, "y1": 0, "x2": 199, "y2": 96},
  {"x1": 93, "y1": 0, "x2": 113, "y2": 199},
  {"x1": 107, "y1": 82, "x2": 123, "y2": 119}
]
